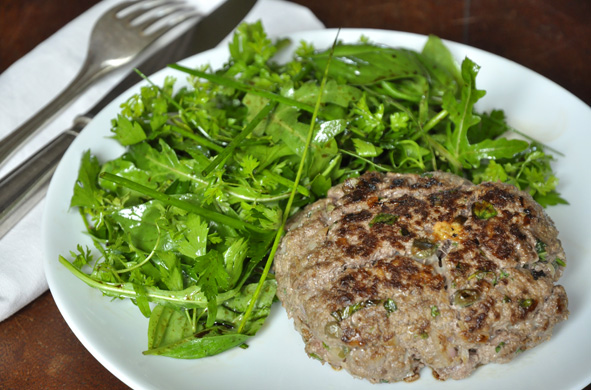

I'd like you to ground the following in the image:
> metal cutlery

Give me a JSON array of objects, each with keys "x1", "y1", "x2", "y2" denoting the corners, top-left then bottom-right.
[{"x1": 0, "y1": 0, "x2": 200, "y2": 169}]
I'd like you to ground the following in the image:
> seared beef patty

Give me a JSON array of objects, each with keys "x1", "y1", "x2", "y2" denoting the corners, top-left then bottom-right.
[{"x1": 274, "y1": 171, "x2": 568, "y2": 383}]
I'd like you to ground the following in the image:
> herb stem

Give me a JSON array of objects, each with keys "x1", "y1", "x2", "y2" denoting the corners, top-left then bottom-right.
[
  {"x1": 116, "y1": 223, "x2": 161, "y2": 274},
  {"x1": 100, "y1": 172, "x2": 264, "y2": 232},
  {"x1": 170, "y1": 124, "x2": 224, "y2": 153},
  {"x1": 380, "y1": 81, "x2": 421, "y2": 102},
  {"x1": 415, "y1": 109, "x2": 449, "y2": 138},
  {"x1": 340, "y1": 149, "x2": 393, "y2": 172},
  {"x1": 202, "y1": 101, "x2": 277, "y2": 177},
  {"x1": 59, "y1": 256, "x2": 240, "y2": 307},
  {"x1": 169, "y1": 64, "x2": 318, "y2": 115},
  {"x1": 423, "y1": 134, "x2": 463, "y2": 171}
]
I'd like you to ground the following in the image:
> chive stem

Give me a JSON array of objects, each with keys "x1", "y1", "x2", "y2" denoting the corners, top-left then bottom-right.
[
  {"x1": 100, "y1": 172, "x2": 264, "y2": 232},
  {"x1": 169, "y1": 64, "x2": 318, "y2": 114},
  {"x1": 237, "y1": 29, "x2": 342, "y2": 334},
  {"x1": 202, "y1": 101, "x2": 277, "y2": 177}
]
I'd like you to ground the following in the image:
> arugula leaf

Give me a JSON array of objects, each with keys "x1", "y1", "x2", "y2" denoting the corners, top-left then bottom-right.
[
  {"x1": 147, "y1": 304, "x2": 193, "y2": 350},
  {"x1": 419, "y1": 35, "x2": 462, "y2": 95},
  {"x1": 442, "y1": 57, "x2": 487, "y2": 168},
  {"x1": 309, "y1": 44, "x2": 428, "y2": 86},
  {"x1": 353, "y1": 138, "x2": 384, "y2": 157},
  {"x1": 442, "y1": 58, "x2": 528, "y2": 169},
  {"x1": 144, "y1": 329, "x2": 249, "y2": 359}
]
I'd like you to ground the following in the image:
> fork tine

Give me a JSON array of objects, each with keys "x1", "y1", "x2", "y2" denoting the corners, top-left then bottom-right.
[
  {"x1": 145, "y1": 10, "x2": 201, "y2": 37},
  {"x1": 103, "y1": 0, "x2": 143, "y2": 19},
  {"x1": 135, "y1": 5, "x2": 196, "y2": 32},
  {"x1": 119, "y1": 0, "x2": 184, "y2": 24}
]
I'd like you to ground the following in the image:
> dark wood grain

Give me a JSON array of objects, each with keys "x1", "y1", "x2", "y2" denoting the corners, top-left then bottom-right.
[
  {"x1": 0, "y1": 0, "x2": 100, "y2": 73},
  {"x1": 0, "y1": 0, "x2": 589, "y2": 389},
  {"x1": 0, "y1": 291, "x2": 130, "y2": 389}
]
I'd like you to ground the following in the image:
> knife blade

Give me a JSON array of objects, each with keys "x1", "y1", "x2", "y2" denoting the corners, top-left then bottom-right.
[{"x1": 0, "y1": 0, "x2": 257, "y2": 239}]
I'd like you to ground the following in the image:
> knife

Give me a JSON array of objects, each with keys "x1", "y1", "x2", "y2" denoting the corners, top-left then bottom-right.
[{"x1": 0, "y1": 0, "x2": 257, "y2": 239}]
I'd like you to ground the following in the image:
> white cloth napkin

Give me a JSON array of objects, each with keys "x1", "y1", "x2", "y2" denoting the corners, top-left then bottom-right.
[{"x1": 0, "y1": 0, "x2": 324, "y2": 322}]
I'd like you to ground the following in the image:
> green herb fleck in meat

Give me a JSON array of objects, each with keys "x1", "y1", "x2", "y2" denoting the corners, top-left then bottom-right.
[
  {"x1": 369, "y1": 213, "x2": 399, "y2": 227},
  {"x1": 472, "y1": 201, "x2": 498, "y2": 220}
]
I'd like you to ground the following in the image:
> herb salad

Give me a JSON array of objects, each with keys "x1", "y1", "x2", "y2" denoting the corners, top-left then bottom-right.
[{"x1": 60, "y1": 22, "x2": 565, "y2": 359}]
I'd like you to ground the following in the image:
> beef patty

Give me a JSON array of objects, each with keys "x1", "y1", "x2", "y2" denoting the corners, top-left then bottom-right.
[{"x1": 274, "y1": 171, "x2": 568, "y2": 383}]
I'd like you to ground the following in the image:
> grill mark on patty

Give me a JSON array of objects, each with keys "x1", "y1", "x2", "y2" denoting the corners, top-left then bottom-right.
[
  {"x1": 342, "y1": 172, "x2": 383, "y2": 204},
  {"x1": 410, "y1": 176, "x2": 442, "y2": 189},
  {"x1": 390, "y1": 178, "x2": 407, "y2": 188},
  {"x1": 480, "y1": 220, "x2": 519, "y2": 261},
  {"x1": 336, "y1": 223, "x2": 380, "y2": 258},
  {"x1": 387, "y1": 194, "x2": 429, "y2": 219},
  {"x1": 343, "y1": 210, "x2": 373, "y2": 223},
  {"x1": 478, "y1": 184, "x2": 515, "y2": 207},
  {"x1": 332, "y1": 257, "x2": 445, "y2": 310}
]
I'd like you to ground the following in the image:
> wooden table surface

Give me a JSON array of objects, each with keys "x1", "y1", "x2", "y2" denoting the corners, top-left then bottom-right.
[{"x1": 0, "y1": 0, "x2": 589, "y2": 389}]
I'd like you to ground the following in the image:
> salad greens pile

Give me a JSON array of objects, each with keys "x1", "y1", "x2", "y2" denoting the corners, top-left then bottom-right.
[{"x1": 60, "y1": 22, "x2": 565, "y2": 359}]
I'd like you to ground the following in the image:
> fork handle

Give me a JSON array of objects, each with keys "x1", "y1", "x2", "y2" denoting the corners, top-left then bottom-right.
[
  {"x1": 0, "y1": 125, "x2": 81, "y2": 239},
  {"x1": 0, "y1": 55, "x2": 111, "y2": 169}
]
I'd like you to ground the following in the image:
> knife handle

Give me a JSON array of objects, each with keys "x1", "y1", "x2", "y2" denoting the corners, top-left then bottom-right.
[{"x1": 0, "y1": 129, "x2": 79, "y2": 239}]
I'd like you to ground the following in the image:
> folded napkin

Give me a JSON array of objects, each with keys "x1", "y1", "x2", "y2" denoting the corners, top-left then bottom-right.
[{"x1": 0, "y1": 0, "x2": 324, "y2": 322}]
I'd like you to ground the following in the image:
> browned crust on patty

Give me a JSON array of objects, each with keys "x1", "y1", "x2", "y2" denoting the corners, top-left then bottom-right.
[{"x1": 274, "y1": 171, "x2": 568, "y2": 383}]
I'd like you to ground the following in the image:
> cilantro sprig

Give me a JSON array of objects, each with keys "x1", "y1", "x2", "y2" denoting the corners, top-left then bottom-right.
[{"x1": 61, "y1": 22, "x2": 566, "y2": 360}]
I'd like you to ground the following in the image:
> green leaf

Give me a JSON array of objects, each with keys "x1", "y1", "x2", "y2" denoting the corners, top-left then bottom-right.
[
  {"x1": 99, "y1": 158, "x2": 156, "y2": 201},
  {"x1": 313, "y1": 119, "x2": 347, "y2": 145},
  {"x1": 223, "y1": 238, "x2": 249, "y2": 286},
  {"x1": 352, "y1": 138, "x2": 383, "y2": 157},
  {"x1": 534, "y1": 191, "x2": 569, "y2": 207},
  {"x1": 177, "y1": 214, "x2": 209, "y2": 258},
  {"x1": 143, "y1": 329, "x2": 249, "y2": 359},
  {"x1": 420, "y1": 35, "x2": 462, "y2": 95},
  {"x1": 472, "y1": 160, "x2": 508, "y2": 183},
  {"x1": 223, "y1": 280, "x2": 276, "y2": 335},
  {"x1": 111, "y1": 201, "x2": 167, "y2": 253},
  {"x1": 310, "y1": 44, "x2": 428, "y2": 85},
  {"x1": 69, "y1": 245, "x2": 93, "y2": 269},
  {"x1": 111, "y1": 114, "x2": 147, "y2": 146},
  {"x1": 311, "y1": 174, "x2": 332, "y2": 197},
  {"x1": 466, "y1": 137, "x2": 529, "y2": 163},
  {"x1": 389, "y1": 140, "x2": 430, "y2": 170},
  {"x1": 70, "y1": 150, "x2": 102, "y2": 209},
  {"x1": 128, "y1": 139, "x2": 198, "y2": 185},
  {"x1": 151, "y1": 251, "x2": 183, "y2": 291},
  {"x1": 351, "y1": 94, "x2": 386, "y2": 139},
  {"x1": 441, "y1": 58, "x2": 527, "y2": 169},
  {"x1": 469, "y1": 109, "x2": 508, "y2": 143},
  {"x1": 442, "y1": 57, "x2": 486, "y2": 168},
  {"x1": 228, "y1": 21, "x2": 275, "y2": 66},
  {"x1": 192, "y1": 250, "x2": 230, "y2": 327},
  {"x1": 147, "y1": 304, "x2": 193, "y2": 350}
]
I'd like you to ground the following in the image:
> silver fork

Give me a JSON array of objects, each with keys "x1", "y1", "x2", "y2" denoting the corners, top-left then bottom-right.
[{"x1": 0, "y1": 0, "x2": 199, "y2": 168}]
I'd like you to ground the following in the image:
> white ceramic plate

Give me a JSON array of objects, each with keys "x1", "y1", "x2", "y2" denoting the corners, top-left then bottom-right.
[{"x1": 44, "y1": 29, "x2": 591, "y2": 390}]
